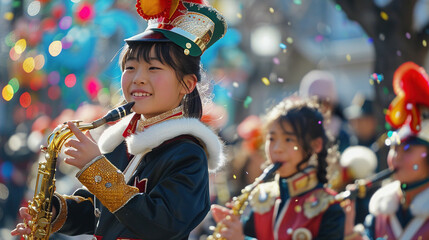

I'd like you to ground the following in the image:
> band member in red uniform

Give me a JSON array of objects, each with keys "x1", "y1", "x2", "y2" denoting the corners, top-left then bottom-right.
[
  {"x1": 211, "y1": 97, "x2": 345, "y2": 240},
  {"x1": 11, "y1": 1, "x2": 227, "y2": 239},
  {"x1": 344, "y1": 62, "x2": 429, "y2": 240}
]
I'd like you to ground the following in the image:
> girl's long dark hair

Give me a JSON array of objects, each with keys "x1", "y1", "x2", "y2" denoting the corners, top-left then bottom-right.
[
  {"x1": 264, "y1": 99, "x2": 331, "y2": 183},
  {"x1": 120, "y1": 42, "x2": 203, "y2": 119}
]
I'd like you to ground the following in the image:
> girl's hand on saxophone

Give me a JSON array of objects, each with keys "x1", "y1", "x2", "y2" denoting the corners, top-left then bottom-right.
[
  {"x1": 210, "y1": 204, "x2": 245, "y2": 240},
  {"x1": 11, "y1": 206, "x2": 58, "y2": 237},
  {"x1": 10, "y1": 207, "x2": 32, "y2": 236},
  {"x1": 64, "y1": 121, "x2": 102, "y2": 169}
]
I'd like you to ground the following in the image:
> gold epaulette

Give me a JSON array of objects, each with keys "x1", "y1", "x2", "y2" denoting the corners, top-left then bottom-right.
[
  {"x1": 77, "y1": 156, "x2": 139, "y2": 213},
  {"x1": 303, "y1": 189, "x2": 335, "y2": 219},
  {"x1": 248, "y1": 181, "x2": 279, "y2": 214}
]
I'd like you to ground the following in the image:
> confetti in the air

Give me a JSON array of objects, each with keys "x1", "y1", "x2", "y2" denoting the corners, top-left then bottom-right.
[
  {"x1": 370, "y1": 73, "x2": 384, "y2": 84},
  {"x1": 262, "y1": 77, "x2": 270, "y2": 86},
  {"x1": 244, "y1": 96, "x2": 252, "y2": 108},
  {"x1": 380, "y1": 11, "x2": 388, "y2": 21},
  {"x1": 405, "y1": 32, "x2": 411, "y2": 39},
  {"x1": 273, "y1": 57, "x2": 280, "y2": 65},
  {"x1": 346, "y1": 54, "x2": 351, "y2": 62},
  {"x1": 335, "y1": 4, "x2": 341, "y2": 11}
]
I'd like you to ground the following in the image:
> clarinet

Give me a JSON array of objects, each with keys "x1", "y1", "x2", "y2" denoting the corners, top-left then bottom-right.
[{"x1": 335, "y1": 168, "x2": 396, "y2": 201}]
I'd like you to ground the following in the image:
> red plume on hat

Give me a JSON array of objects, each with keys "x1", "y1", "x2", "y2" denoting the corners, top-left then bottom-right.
[
  {"x1": 386, "y1": 62, "x2": 429, "y2": 133},
  {"x1": 135, "y1": 0, "x2": 187, "y2": 21},
  {"x1": 129, "y1": 0, "x2": 227, "y2": 57}
]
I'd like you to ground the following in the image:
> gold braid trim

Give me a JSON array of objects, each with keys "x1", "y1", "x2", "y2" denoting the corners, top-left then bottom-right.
[
  {"x1": 51, "y1": 193, "x2": 68, "y2": 233},
  {"x1": 77, "y1": 156, "x2": 139, "y2": 213}
]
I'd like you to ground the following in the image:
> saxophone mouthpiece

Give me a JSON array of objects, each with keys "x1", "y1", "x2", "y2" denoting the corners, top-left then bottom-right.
[
  {"x1": 91, "y1": 102, "x2": 135, "y2": 128},
  {"x1": 259, "y1": 162, "x2": 282, "y2": 182}
]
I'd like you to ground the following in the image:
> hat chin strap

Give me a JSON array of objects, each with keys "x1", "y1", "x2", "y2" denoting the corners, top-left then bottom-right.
[{"x1": 401, "y1": 177, "x2": 429, "y2": 191}]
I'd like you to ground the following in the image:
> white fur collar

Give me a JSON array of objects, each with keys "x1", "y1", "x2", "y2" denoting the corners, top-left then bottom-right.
[
  {"x1": 369, "y1": 180, "x2": 429, "y2": 217},
  {"x1": 98, "y1": 114, "x2": 225, "y2": 172}
]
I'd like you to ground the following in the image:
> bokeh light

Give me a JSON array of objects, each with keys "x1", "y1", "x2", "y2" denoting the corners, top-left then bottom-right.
[
  {"x1": 251, "y1": 26, "x2": 281, "y2": 56},
  {"x1": 61, "y1": 36, "x2": 73, "y2": 49},
  {"x1": 2, "y1": 85, "x2": 14, "y2": 101},
  {"x1": 76, "y1": 2, "x2": 95, "y2": 22},
  {"x1": 27, "y1": 1, "x2": 41, "y2": 17},
  {"x1": 30, "y1": 74, "x2": 45, "y2": 91},
  {"x1": 26, "y1": 104, "x2": 39, "y2": 119},
  {"x1": 59, "y1": 16, "x2": 73, "y2": 30},
  {"x1": 42, "y1": 17, "x2": 57, "y2": 31},
  {"x1": 23, "y1": 57, "x2": 35, "y2": 73},
  {"x1": 48, "y1": 71, "x2": 60, "y2": 85},
  {"x1": 14, "y1": 39, "x2": 26, "y2": 54},
  {"x1": 65, "y1": 74, "x2": 77, "y2": 88},
  {"x1": 48, "y1": 85, "x2": 61, "y2": 100},
  {"x1": 5, "y1": 32, "x2": 16, "y2": 47},
  {"x1": 85, "y1": 77, "x2": 101, "y2": 99},
  {"x1": 9, "y1": 47, "x2": 21, "y2": 61},
  {"x1": 4, "y1": 12, "x2": 14, "y2": 21},
  {"x1": 0, "y1": 161, "x2": 13, "y2": 180},
  {"x1": 49, "y1": 40, "x2": 62, "y2": 56},
  {"x1": 34, "y1": 54, "x2": 45, "y2": 70},
  {"x1": 20, "y1": 92, "x2": 32, "y2": 108},
  {"x1": 8, "y1": 78, "x2": 20, "y2": 93},
  {"x1": 98, "y1": 87, "x2": 111, "y2": 106}
]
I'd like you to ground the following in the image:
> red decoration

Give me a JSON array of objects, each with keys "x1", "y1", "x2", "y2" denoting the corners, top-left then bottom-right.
[
  {"x1": 133, "y1": 177, "x2": 148, "y2": 193},
  {"x1": 75, "y1": 2, "x2": 95, "y2": 23},
  {"x1": 237, "y1": 115, "x2": 263, "y2": 152},
  {"x1": 386, "y1": 62, "x2": 429, "y2": 133}
]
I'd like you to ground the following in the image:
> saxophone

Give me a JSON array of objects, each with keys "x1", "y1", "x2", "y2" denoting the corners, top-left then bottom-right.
[
  {"x1": 23, "y1": 102, "x2": 135, "y2": 240},
  {"x1": 207, "y1": 162, "x2": 282, "y2": 240}
]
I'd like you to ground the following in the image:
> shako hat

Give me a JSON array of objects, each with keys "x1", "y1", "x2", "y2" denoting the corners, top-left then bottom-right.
[
  {"x1": 386, "y1": 62, "x2": 429, "y2": 145},
  {"x1": 126, "y1": 0, "x2": 227, "y2": 57}
]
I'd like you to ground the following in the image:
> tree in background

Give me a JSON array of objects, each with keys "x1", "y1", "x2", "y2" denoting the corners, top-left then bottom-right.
[{"x1": 334, "y1": 0, "x2": 429, "y2": 133}]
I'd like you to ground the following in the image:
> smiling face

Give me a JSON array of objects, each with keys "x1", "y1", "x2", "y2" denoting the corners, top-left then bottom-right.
[
  {"x1": 265, "y1": 120, "x2": 307, "y2": 177},
  {"x1": 121, "y1": 45, "x2": 190, "y2": 118}
]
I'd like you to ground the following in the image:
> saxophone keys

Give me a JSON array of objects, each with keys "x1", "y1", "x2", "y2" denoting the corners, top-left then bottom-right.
[
  {"x1": 35, "y1": 228, "x2": 47, "y2": 238},
  {"x1": 27, "y1": 220, "x2": 34, "y2": 227},
  {"x1": 37, "y1": 217, "x2": 49, "y2": 227}
]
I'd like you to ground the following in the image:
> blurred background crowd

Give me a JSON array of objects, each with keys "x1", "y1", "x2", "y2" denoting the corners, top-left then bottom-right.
[{"x1": 1, "y1": 0, "x2": 429, "y2": 239}]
